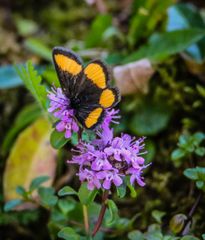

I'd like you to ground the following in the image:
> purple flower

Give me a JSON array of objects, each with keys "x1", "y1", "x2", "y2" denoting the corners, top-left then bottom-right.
[
  {"x1": 68, "y1": 126, "x2": 149, "y2": 190},
  {"x1": 97, "y1": 170, "x2": 123, "y2": 190},
  {"x1": 101, "y1": 109, "x2": 120, "y2": 129},
  {"x1": 78, "y1": 169, "x2": 101, "y2": 190},
  {"x1": 48, "y1": 87, "x2": 79, "y2": 138}
]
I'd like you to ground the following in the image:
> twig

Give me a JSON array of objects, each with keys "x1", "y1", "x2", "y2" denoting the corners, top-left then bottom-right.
[
  {"x1": 181, "y1": 193, "x2": 202, "y2": 236},
  {"x1": 92, "y1": 190, "x2": 109, "y2": 237}
]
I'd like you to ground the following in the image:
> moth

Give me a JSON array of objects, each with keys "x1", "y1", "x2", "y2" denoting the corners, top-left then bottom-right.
[{"x1": 52, "y1": 47, "x2": 120, "y2": 129}]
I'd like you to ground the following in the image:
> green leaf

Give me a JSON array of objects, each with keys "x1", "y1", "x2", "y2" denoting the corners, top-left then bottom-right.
[
  {"x1": 58, "y1": 227, "x2": 80, "y2": 240},
  {"x1": 0, "y1": 65, "x2": 23, "y2": 89},
  {"x1": 78, "y1": 183, "x2": 98, "y2": 205},
  {"x1": 128, "y1": 184, "x2": 137, "y2": 198},
  {"x1": 178, "y1": 134, "x2": 189, "y2": 147},
  {"x1": 184, "y1": 168, "x2": 198, "y2": 180},
  {"x1": 42, "y1": 67, "x2": 60, "y2": 87},
  {"x1": 116, "y1": 182, "x2": 127, "y2": 198},
  {"x1": 196, "y1": 167, "x2": 205, "y2": 181},
  {"x1": 195, "y1": 147, "x2": 205, "y2": 157},
  {"x1": 123, "y1": 29, "x2": 205, "y2": 63},
  {"x1": 151, "y1": 210, "x2": 166, "y2": 224},
  {"x1": 128, "y1": 0, "x2": 173, "y2": 47},
  {"x1": 58, "y1": 186, "x2": 77, "y2": 197},
  {"x1": 171, "y1": 148, "x2": 186, "y2": 161},
  {"x1": 106, "y1": 199, "x2": 118, "y2": 225},
  {"x1": 128, "y1": 230, "x2": 144, "y2": 240},
  {"x1": 16, "y1": 61, "x2": 48, "y2": 111},
  {"x1": 145, "y1": 140, "x2": 156, "y2": 163},
  {"x1": 193, "y1": 132, "x2": 205, "y2": 145},
  {"x1": 202, "y1": 234, "x2": 205, "y2": 240},
  {"x1": 16, "y1": 186, "x2": 27, "y2": 197},
  {"x1": 2, "y1": 103, "x2": 42, "y2": 154},
  {"x1": 167, "y1": 3, "x2": 205, "y2": 62},
  {"x1": 38, "y1": 187, "x2": 58, "y2": 207},
  {"x1": 16, "y1": 18, "x2": 38, "y2": 36},
  {"x1": 85, "y1": 14, "x2": 112, "y2": 48},
  {"x1": 196, "y1": 180, "x2": 204, "y2": 189},
  {"x1": 129, "y1": 100, "x2": 171, "y2": 136},
  {"x1": 29, "y1": 176, "x2": 50, "y2": 192},
  {"x1": 181, "y1": 236, "x2": 200, "y2": 240},
  {"x1": 4, "y1": 199, "x2": 23, "y2": 212},
  {"x1": 50, "y1": 129, "x2": 69, "y2": 149},
  {"x1": 58, "y1": 199, "x2": 76, "y2": 215},
  {"x1": 24, "y1": 38, "x2": 51, "y2": 61}
]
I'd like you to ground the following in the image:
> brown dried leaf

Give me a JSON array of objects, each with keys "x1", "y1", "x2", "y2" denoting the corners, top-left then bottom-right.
[{"x1": 113, "y1": 58, "x2": 155, "y2": 95}]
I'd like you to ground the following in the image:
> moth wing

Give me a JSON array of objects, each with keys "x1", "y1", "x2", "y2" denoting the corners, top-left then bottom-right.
[
  {"x1": 83, "y1": 60, "x2": 110, "y2": 89},
  {"x1": 52, "y1": 47, "x2": 83, "y2": 97},
  {"x1": 75, "y1": 105, "x2": 105, "y2": 129}
]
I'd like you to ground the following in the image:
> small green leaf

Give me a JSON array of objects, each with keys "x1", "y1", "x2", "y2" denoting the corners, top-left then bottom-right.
[
  {"x1": 116, "y1": 183, "x2": 127, "y2": 198},
  {"x1": 24, "y1": 38, "x2": 51, "y2": 61},
  {"x1": 107, "y1": 199, "x2": 118, "y2": 225},
  {"x1": 85, "y1": 14, "x2": 112, "y2": 48},
  {"x1": 192, "y1": 132, "x2": 205, "y2": 145},
  {"x1": 50, "y1": 130, "x2": 69, "y2": 149},
  {"x1": 128, "y1": 184, "x2": 137, "y2": 198},
  {"x1": 171, "y1": 148, "x2": 186, "y2": 161},
  {"x1": 78, "y1": 183, "x2": 98, "y2": 205},
  {"x1": 195, "y1": 147, "x2": 205, "y2": 157},
  {"x1": 202, "y1": 234, "x2": 205, "y2": 240},
  {"x1": 181, "y1": 236, "x2": 200, "y2": 240},
  {"x1": 58, "y1": 199, "x2": 76, "y2": 215},
  {"x1": 184, "y1": 168, "x2": 198, "y2": 180},
  {"x1": 4, "y1": 199, "x2": 23, "y2": 212},
  {"x1": 58, "y1": 186, "x2": 77, "y2": 197},
  {"x1": 16, "y1": 18, "x2": 38, "y2": 36},
  {"x1": 29, "y1": 176, "x2": 50, "y2": 192},
  {"x1": 58, "y1": 227, "x2": 80, "y2": 240},
  {"x1": 178, "y1": 134, "x2": 189, "y2": 147},
  {"x1": 16, "y1": 186, "x2": 27, "y2": 197},
  {"x1": 16, "y1": 61, "x2": 48, "y2": 111},
  {"x1": 152, "y1": 210, "x2": 166, "y2": 224},
  {"x1": 196, "y1": 180, "x2": 204, "y2": 189},
  {"x1": 128, "y1": 230, "x2": 144, "y2": 240},
  {"x1": 38, "y1": 187, "x2": 58, "y2": 207}
]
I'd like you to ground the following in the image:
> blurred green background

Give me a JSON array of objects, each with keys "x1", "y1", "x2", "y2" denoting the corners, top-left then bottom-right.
[{"x1": 1, "y1": 0, "x2": 205, "y2": 239}]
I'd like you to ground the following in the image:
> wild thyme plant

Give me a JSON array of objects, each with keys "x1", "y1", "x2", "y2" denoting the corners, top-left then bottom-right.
[{"x1": 48, "y1": 86, "x2": 150, "y2": 237}]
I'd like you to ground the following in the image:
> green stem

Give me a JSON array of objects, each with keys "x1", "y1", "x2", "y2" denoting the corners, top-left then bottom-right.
[{"x1": 83, "y1": 204, "x2": 90, "y2": 235}]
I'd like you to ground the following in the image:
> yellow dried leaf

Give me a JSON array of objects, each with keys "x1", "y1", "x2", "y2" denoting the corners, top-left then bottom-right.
[{"x1": 3, "y1": 117, "x2": 57, "y2": 204}]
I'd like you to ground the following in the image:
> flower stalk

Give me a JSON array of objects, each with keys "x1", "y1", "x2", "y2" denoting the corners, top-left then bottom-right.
[
  {"x1": 83, "y1": 205, "x2": 90, "y2": 235},
  {"x1": 92, "y1": 190, "x2": 109, "y2": 237}
]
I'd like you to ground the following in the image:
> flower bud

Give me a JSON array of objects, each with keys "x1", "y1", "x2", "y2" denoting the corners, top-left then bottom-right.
[{"x1": 169, "y1": 214, "x2": 187, "y2": 234}]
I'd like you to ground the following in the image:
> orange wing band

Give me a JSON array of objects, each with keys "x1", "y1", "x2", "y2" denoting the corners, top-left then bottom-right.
[
  {"x1": 99, "y1": 89, "x2": 115, "y2": 108},
  {"x1": 84, "y1": 63, "x2": 106, "y2": 89},
  {"x1": 85, "y1": 108, "x2": 103, "y2": 128},
  {"x1": 54, "y1": 54, "x2": 82, "y2": 75}
]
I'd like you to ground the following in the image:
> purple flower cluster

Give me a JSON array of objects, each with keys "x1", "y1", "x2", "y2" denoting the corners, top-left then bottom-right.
[
  {"x1": 48, "y1": 87, "x2": 150, "y2": 191},
  {"x1": 48, "y1": 87, "x2": 79, "y2": 138},
  {"x1": 69, "y1": 126, "x2": 148, "y2": 190}
]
